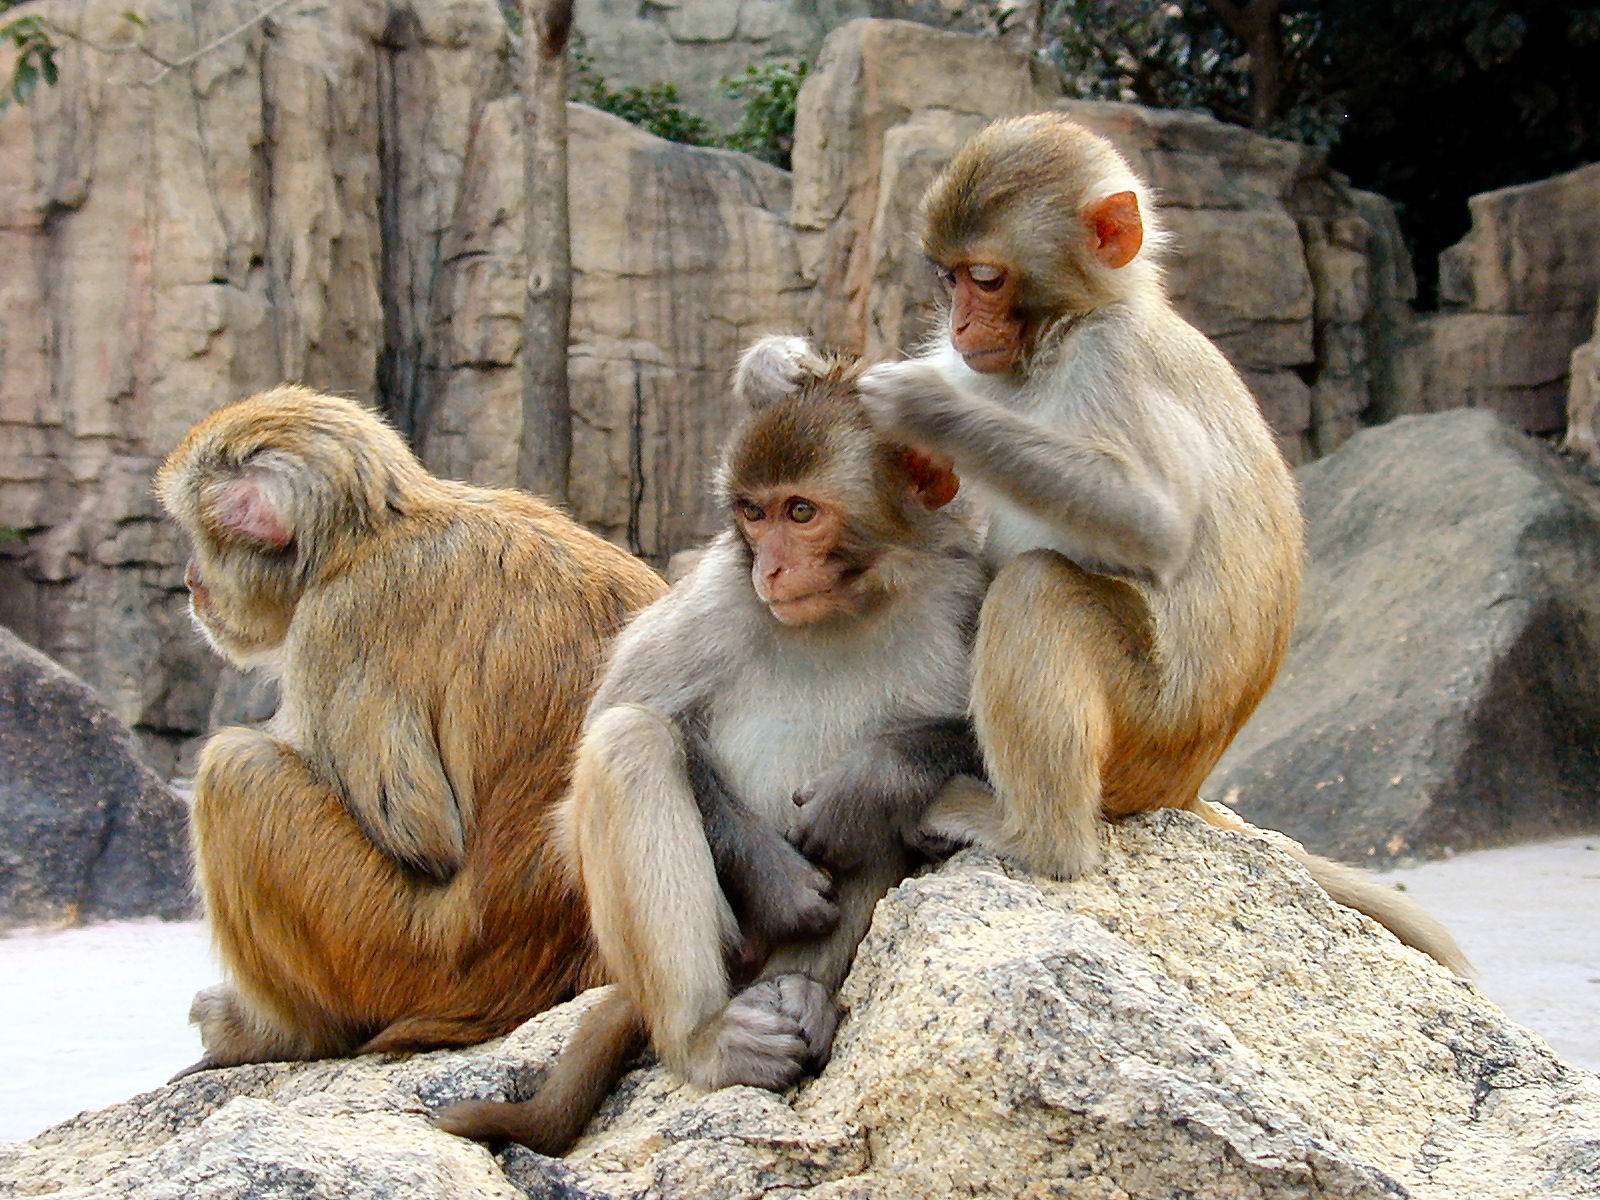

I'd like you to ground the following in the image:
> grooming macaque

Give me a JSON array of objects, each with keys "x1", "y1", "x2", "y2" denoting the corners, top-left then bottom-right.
[
  {"x1": 842, "y1": 111, "x2": 1468, "y2": 974},
  {"x1": 435, "y1": 343, "x2": 987, "y2": 1152},
  {"x1": 155, "y1": 386, "x2": 667, "y2": 1071}
]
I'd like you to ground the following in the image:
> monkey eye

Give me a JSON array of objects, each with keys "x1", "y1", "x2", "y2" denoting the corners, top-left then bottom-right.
[
  {"x1": 787, "y1": 498, "x2": 818, "y2": 524},
  {"x1": 935, "y1": 266, "x2": 957, "y2": 292},
  {"x1": 735, "y1": 500, "x2": 765, "y2": 522},
  {"x1": 966, "y1": 264, "x2": 1006, "y2": 291}
]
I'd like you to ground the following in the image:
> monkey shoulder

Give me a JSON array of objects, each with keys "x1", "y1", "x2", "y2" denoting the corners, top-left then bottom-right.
[{"x1": 587, "y1": 535, "x2": 761, "y2": 717}]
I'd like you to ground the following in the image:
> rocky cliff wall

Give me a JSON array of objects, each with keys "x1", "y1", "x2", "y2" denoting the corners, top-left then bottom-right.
[
  {"x1": 3, "y1": 4, "x2": 1589, "y2": 771},
  {"x1": 1409, "y1": 162, "x2": 1600, "y2": 435}
]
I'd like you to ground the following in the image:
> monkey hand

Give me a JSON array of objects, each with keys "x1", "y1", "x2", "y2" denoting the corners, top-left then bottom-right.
[
  {"x1": 857, "y1": 359, "x2": 954, "y2": 442},
  {"x1": 734, "y1": 335, "x2": 819, "y2": 410},
  {"x1": 723, "y1": 825, "x2": 840, "y2": 944},
  {"x1": 791, "y1": 749, "x2": 918, "y2": 873}
]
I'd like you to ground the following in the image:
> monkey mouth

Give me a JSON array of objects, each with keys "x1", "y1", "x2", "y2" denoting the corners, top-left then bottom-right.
[
  {"x1": 959, "y1": 346, "x2": 1016, "y2": 371},
  {"x1": 764, "y1": 567, "x2": 873, "y2": 626}
]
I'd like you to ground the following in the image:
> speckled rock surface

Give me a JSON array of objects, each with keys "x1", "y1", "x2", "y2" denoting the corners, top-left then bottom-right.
[{"x1": 6, "y1": 813, "x2": 1595, "y2": 1199}]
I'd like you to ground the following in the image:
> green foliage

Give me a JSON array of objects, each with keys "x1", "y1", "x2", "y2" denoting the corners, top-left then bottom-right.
[
  {"x1": 2, "y1": 1, "x2": 59, "y2": 110},
  {"x1": 570, "y1": 51, "x2": 804, "y2": 168},
  {"x1": 1310, "y1": 0, "x2": 1600, "y2": 304},
  {"x1": 498, "y1": 0, "x2": 522, "y2": 38},
  {"x1": 1036, "y1": 0, "x2": 1339, "y2": 145},
  {"x1": 719, "y1": 60, "x2": 807, "y2": 170},
  {"x1": 571, "y1": 52, "x2": 715, "y2": 146}
]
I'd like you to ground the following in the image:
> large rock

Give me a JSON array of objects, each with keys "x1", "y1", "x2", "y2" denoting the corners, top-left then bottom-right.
[
  {"x1": 5, "y1": 815, "x2": 1595, "y2": 1197},
  {"x1": 1410, "y1": 162, "x2": 1600, "y2": 435},
  {"x1": 419, "y1": 101, "x2": 807, "y2": 558},
  {"x1": 790, "y1": 19, "x2": 1058, "y2": 360},
  {"x1": 1209, "y1": 409, "x2": 1600, "y2": 862},
  {"x1": 0, "y1": 627, "x2": 191, "y2": 929},
  {"x1": 570, "y1": 0, "x2": 992, "y2": 130},
  {"x1": 1563, "y1": 291, "x2": 1600, "y2": 471}
]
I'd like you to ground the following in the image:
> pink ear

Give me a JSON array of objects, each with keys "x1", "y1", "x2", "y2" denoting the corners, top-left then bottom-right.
[
  {"x1": 1086, "y1": 190, "x2": 1143, "y2": 269},
  {"x1": 903, "y1": 447, "x2": 960, "y2": 510},
  {"x1": 215, "y1": 477, "x2": 292, "y2": 547}
]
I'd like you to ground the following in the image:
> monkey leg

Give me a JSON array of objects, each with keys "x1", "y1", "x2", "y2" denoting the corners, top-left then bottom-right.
[
  {"x1": 972, "y1": 550, "x2": 1161, "y2": 880},
  {"x1": 739, "y1": 856, "x2": 910, "y2": 1082},
  {"x1": 569, "y1": 705, "x2": 746, "y2": 1086},
  {"x1": 190, "y1": 727, "x2": 480, "y2": 1065}
]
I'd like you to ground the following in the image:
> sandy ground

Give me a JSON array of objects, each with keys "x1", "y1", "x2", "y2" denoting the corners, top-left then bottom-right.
[{"x1": 0, "y1": 836, "x2": 1595, "y2": 1146}]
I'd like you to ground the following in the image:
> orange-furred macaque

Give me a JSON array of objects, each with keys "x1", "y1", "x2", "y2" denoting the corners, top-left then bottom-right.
[
  {"x1": 844, "y1": 111, "x2": 1469, "y2": 975},
  {"x1": 434, "y1": 342, "x2": 987, "y2": 1153},
  {"x1": 155, "y1": 386, "x2": 668, "y2": 1071}
]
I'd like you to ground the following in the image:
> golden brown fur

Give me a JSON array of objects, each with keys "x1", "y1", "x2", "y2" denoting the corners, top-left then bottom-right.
[{"x1": 157, "y1": 385, "x2": 667, "y2": 1067}]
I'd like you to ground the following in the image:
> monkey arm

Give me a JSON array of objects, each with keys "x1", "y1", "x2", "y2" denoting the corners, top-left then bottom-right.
[
  {"x1": 679, "y1": 718, "x2": 839, "y2": 944},
  {"x1": 790, "y1": 717, "x2": 984, "y2": 873},
  {"x1": 859, "y1": 359, "x2": 1201, "y2": 584},
  {"x1": 282, "y1": 630, "x2": 468, "y2": 884},
  {"x1": 587, "y1": 535, "x2": 751, "y2": 718}
]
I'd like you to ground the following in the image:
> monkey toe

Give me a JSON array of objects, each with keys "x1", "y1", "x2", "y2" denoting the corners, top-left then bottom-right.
[
  {"x1": 698, "y1": 978, "x2": 837, "y2": 1091},
  {"x1": 764, "y1": 972, "x2": 839, "y2": 1071}
]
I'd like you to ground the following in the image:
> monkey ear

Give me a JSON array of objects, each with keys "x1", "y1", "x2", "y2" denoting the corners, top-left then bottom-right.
[
  {"x1": 213, "y1": 475, "x2": 293, "y2": 547},
  {"x1": 1086, "y1": 190, "x2": 1144, "y2": 270},
  {"x1": 902, "y1": 446, "x2": 960, "y2": 510}
]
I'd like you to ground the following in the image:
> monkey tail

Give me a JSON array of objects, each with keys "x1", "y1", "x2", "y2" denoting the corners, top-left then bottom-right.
[
  {"x1": 1187, "y1": 799, "x2": 1473, "y2": 978},
  {"x1": 433, "y1": 986, "x2": 646, "y2": 1155}
]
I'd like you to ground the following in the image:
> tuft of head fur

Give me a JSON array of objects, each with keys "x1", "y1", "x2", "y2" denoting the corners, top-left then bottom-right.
[
  {"x1": 919, "y1": 112, "x2": 1169, "y2": 343},
  {"x1": 157, "y1": 387, "x2": 438, "y2": 570}
]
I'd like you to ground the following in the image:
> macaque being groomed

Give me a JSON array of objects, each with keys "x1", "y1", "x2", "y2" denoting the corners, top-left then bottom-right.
[
  {"x1": 156, "y1": 386, "x2": 667, "y2": 1072},
  {"x1": 843, "y1": 111, "x2": 1469, "y2": 974},
  {"x1": 435, "y1": 343, "x2": 988, "y2": 1153}
]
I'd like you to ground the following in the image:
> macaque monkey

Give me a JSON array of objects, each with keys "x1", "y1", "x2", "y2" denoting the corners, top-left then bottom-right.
[
  {"x1": 842, "y1": 111, "x2": 1469, "y2": 974},
  {"x1": 155, "y1": 386, "x2": 668, "y2": 1071},
  {"x1": 435, "y1": 342, "x2": 987, "y2": 1152}
]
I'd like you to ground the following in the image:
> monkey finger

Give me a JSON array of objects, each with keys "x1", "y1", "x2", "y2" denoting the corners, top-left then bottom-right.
[{"x1": 857, "y1": 360, "x2": 941, "y2": 434}]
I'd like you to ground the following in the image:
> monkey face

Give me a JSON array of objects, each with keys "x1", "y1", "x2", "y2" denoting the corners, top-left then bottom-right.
[
  {"x1": 734, "y1": 490, "x2": 874, "y2": 627},
  {"x1": 936, "y1": 260, "x2": 1025, "y2": 374},
  {"x1": 180, "y1": 553, "x2": 294, "y2": 670}
]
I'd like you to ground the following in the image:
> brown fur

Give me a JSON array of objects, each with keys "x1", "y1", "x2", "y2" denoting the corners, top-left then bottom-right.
[{"x1": 157, "y1": 385, "x2": 667, "y2": 1068}]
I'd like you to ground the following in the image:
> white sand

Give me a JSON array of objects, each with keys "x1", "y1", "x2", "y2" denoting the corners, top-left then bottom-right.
[{"x1": 0, "y1": 836, "x2": 1594, "y2": 1145}]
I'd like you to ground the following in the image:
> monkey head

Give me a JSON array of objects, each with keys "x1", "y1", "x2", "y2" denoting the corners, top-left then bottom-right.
[
  {"x1": 155, "y1": 386, "x2": 432, "y2": 669},
  {"x1": 718, "y1": 355, "x2": 960, "y2": 628},
  {"x1": 918, "y1": 111, "x2": 1168, "y2": 373}
]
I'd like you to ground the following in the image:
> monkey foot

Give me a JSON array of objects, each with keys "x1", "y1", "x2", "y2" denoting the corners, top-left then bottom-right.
[{"x1": 691, "y1": 973, "x2": 839, "y2": 1091}]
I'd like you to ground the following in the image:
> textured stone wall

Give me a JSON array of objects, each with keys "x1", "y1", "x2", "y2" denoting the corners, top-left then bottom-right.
[
  {"x1": 791, "y1": 20, "x2": 1417, "y2": 463},
  {"x1": 570, "y1": 0, "x2": 987, "y2": 128},
  {"x1": 418, "y1": 100, "x2": 807, "y2": 556},
  {"x1": 6, "y1": 5, "x2": 1588, "y2": 772},
  {"x1": 1409, "y1": 162, "x2": 1600, "y2": 434},
  {"x1": 0, "y1": 0, "x2": 511, "y2": 773}
]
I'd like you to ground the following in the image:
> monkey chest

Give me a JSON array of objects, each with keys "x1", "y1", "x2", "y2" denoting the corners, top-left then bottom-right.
[{"x1": 704, "y1": 642, "x2": 965, "y2": 825}]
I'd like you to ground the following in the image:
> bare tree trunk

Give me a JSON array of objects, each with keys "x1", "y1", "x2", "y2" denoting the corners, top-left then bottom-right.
[
  {"x1": 516, "y1": 0, "x2": 574, "y2": 503},
  {"x1": 1205, "y1": 0, "x2": 1286, "y2": 128}
]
